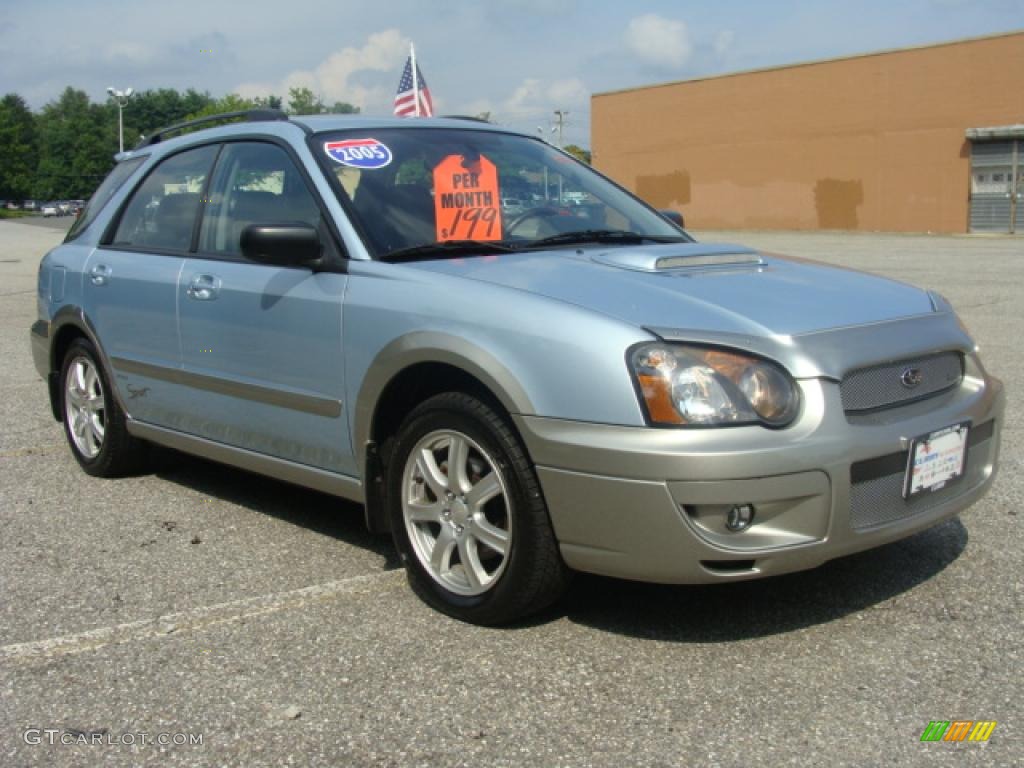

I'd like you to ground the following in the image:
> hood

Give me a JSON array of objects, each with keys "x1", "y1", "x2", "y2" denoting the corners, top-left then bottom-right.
[{"x1": 407, "y1": 242, "x2": 937, "y2": 338}]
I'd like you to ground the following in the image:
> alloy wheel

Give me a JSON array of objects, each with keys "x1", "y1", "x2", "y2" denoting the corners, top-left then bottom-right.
[
  {"x1": 64, "y1": 356, "x2": 106, "y2": 459},
  {"x1": 401, "y1": 429, "x2": 512, "y2": 596}
]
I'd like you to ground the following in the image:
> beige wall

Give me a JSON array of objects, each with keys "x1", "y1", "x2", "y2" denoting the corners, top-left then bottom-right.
[{"x1": 592, "y1": 32, "x2": 1024, "y2": 233}]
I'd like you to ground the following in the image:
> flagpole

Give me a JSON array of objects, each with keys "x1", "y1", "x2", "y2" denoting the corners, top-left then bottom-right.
[{"x1": 410, "y1": 43, "x2": 420, "y2": 117}]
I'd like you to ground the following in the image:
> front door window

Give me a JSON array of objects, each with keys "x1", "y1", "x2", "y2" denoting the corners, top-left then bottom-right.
[{"x1": 199, "y1": 142, "x2": 322, "y2": 256}]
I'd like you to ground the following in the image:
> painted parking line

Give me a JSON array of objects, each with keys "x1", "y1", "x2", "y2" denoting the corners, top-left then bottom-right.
[
  {"x1": 0, "y1": 443, "x2": 65, "y2": 459},
  {"x1": 0, "y1": 571, "x2": 403, "y2": 665}
]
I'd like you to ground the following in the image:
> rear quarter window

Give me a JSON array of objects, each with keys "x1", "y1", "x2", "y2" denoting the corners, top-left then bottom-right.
[{"x1": 65, "y1": 156, "x2": 148, "y2": 242}]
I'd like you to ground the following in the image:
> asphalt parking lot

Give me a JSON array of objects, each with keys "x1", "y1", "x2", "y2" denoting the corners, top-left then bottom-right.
[{"x1": 1, "y1": 219, "x2": 1020, "y2": 767}]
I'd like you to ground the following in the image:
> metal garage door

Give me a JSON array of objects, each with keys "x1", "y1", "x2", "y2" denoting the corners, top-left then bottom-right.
[{"x1": 969, "y1": 140, "x2": 1020, "y2": 233}]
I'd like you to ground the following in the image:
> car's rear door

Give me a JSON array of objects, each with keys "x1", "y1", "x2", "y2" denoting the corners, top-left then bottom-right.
[
  {"x1": 84, "y1": 144, "x2": 219, "y2": 427},
  {"x1": 175, "y1": 141, "x2": 353, "y2": 475}
]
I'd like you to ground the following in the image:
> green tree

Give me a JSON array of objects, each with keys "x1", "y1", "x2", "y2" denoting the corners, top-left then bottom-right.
[
  {"x1": 161, "y1": 92, "x2": 283, "y2": 140},
  {"x1": 258, "y1": 94, "x2": 284, "y2": 111},
  {"x1": 183, "y1": 93, "x2": 264, "y2": 123},
  {"x1": 563, "y1": 144, "x2": 591, "y2": 164},
  {"x1": 35, "y1": 87, "x2": 114, "y2": 199},
  {"x1": 326, "y1": 101, "x2": 360, "y2": 114},
  {"x1": 3, "y1": 85, "x2": 354, "y2": 202},
  {"x1": 0, "y1": 93, "x2": 37, "y2": 200},
  {"x1": 287, "y1": 87, "x2": 359, "y2": 115},
  {"x1": 287, "y1": 87, "x2": 322, "y2": 115},
  {"x1": 121, "y1": 88, "x2": 215, "y2": 146}
]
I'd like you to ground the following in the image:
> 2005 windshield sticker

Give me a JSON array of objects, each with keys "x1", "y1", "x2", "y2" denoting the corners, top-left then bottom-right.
[
  {"x1": 324, "y1": 138, "x2": 392, "y2": 169},
  {"x1": 433, "y1": 154, "x2": 503, "y2": 241}
]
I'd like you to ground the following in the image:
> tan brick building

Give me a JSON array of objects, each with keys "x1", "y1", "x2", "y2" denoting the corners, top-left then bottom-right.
[{"x1": 592, "y1": 31, "x2": 1024, "y2": 234}]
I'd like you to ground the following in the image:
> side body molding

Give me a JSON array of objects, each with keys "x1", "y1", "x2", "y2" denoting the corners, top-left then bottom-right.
[{"x1": 46, "y1": 306, "x2": 366, "y2": 504}]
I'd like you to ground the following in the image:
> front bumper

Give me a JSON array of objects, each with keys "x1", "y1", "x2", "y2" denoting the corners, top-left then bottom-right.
[{"x1": 514, "y1": 371, "x2": 1004, "y2": 584}]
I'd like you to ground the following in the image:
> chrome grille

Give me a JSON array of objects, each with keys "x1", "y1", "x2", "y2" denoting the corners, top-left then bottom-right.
[
  {"x1": 849, "y1": 425, "x2": 992, "y2": 531},
  {"x1": 840, "y1": 352, "x2": 963, "y2": 412}
]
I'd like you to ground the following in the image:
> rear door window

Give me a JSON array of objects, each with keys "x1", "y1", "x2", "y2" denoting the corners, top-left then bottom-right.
[{"x1": 111, "y1": 145, "x2": 219, "y2": 252}]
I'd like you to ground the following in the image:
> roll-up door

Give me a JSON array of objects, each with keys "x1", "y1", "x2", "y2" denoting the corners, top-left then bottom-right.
[{"x1": 969, "y1": 140, "x2": 1019, "y2": 234}]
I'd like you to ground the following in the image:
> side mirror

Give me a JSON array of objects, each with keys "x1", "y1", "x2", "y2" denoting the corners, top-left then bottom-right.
[
  {"x1": 659, "y1": 209, "x2": 685, "y2": 229},
  {"x1": 240, "y1": 223, "x2": 322, "y2": 267}
]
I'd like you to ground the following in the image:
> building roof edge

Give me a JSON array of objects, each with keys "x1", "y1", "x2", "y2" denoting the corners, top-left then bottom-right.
[{"x1": 592, "y1": 29, "x2": 1024, "y2": 99}]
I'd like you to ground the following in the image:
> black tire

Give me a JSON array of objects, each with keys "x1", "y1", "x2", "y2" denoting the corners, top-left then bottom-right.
[
  {"x1": 59, "y1": 338, "x2": 148, "y2": 477},
  {"x1": 387, "y1": 392, "x2": 569, "y2": 625}
]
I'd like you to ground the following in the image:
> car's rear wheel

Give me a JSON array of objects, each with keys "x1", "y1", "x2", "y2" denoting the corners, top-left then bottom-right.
[
  {"x1": 387, "y1": 392, "x2": 568, "y2": 624},
  {"x1": 60, "y1": 338, "x2": 147, "y2": 476}
]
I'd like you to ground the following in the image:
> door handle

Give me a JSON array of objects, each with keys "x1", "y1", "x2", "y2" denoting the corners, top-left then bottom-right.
[
  {"x1": 89, "y1": 264, "x2": 111, "y2": 286},
  {"x1": 186, "y1": 274, "x2": 221, "y2": 301}
]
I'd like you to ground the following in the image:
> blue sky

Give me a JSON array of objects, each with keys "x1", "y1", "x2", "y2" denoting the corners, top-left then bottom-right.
[{"x1": 2, "y1": 0, "x2": 1022, "y2": 146}]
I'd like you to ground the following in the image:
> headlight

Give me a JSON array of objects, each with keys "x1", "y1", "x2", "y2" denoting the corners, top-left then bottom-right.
[{"x1": 630, "y1": 343, "x2": 800, "y2": 427}]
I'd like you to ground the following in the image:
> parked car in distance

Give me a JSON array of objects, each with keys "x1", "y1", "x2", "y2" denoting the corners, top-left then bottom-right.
[
  {"x1": 501, "y1": 197, "x2": 525, "y2": 215},
  {"x1": 30, "y1": 111, "x2": 1005, "y2": 624},
  {"x1": 40, "y1": 203, "x2": 59, "y2": 218},
  {"x1": 22, "y1": 200, "x2": 38, "y2": 211}
]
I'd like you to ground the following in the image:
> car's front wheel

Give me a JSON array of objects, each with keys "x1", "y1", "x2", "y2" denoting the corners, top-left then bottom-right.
[
  {"x1": 387, "y1": 392, "x2": 568, "y2": 624},
  {"x1": 60, "y1": 338, "x2": 147, "y2": 476}
]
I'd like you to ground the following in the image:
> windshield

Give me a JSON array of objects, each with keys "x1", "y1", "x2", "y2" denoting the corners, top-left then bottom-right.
[{"x1": 314, "y1": 127, "x2": 689, "y2": 258}]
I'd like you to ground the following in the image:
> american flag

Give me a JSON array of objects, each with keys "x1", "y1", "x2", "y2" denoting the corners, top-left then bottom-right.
[{"x1": 393, "y1": 54, "x2": 433, "y2": 117}]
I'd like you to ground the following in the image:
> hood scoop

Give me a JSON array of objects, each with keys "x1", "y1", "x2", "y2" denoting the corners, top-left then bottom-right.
[{"x1": 592, "y1": 243, "x2": 763, "y2": 273}]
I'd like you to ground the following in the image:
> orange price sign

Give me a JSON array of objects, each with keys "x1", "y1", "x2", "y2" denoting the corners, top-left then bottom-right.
[{"x1": 433, "y1": 154, "x2": 503, "y2": 241}]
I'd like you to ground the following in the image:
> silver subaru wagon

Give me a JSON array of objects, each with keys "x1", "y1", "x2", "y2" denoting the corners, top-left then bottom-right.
[{"x1": 30, "y1": 111, "x2": 1004, "y2": 624}]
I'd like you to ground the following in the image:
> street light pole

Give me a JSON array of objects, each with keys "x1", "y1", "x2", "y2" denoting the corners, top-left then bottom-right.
[
  {"x1": 552, "y1": 110, "x2": 568, "y2": 149},
  {"x1": 106, "y1": 86, "x2": 134, "y2": 153}
]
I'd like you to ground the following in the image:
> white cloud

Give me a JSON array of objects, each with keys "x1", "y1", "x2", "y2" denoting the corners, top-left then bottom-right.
[
  {"x1": 501, "y1": 77, "x2": 588, "y2": 116},
  {"x1": 235, "y1": 29, "x2": 409, "y2": 111},
  {"x1": 625, "y1": 13, "x2": 692, "y2": 69},
  {"x1": 547, "y1": 78, "x2": 588, "y2": 105},
  {"x1": 504, "y1": 78, "x2": 544, "y2": 114},
  {"x1": 450, "y1": 76, "x2": 588, "y2": 144},
  {"x1": 714, "y1": 29, "x2": 735, "y2": 57},
  {"x1": 103, "y1": 41, "x2": 158, "y2": 66},
  {"x1": 448, "y1": 77, "x2": 588, "y2": 141}
]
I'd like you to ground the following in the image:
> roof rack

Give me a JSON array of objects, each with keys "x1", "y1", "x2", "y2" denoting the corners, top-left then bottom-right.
[
  {"x1": 440, "y1": 115, "x2": 493, "y2": 124},
  {"x1": 134, "y1": 109, "x2": 294, "y2": 149}
]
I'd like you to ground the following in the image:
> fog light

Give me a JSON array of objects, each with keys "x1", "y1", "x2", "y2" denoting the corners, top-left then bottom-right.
[{"x1": 725, "y1": 504, "x2": 755, "y2": 532}]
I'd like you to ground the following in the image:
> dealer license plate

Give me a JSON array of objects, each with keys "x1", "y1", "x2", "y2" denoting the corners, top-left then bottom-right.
[{"x1": 904, "y1": 422, "x2": 969, "y2": 498}]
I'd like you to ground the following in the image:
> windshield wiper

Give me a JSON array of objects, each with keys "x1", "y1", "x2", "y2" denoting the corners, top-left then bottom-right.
[
  {"x1": 380, "y1": 240, "x2": 517, "y2": 263},
  {"x1": 522, "y1": 229, "x2": 688, "y2": 250}
]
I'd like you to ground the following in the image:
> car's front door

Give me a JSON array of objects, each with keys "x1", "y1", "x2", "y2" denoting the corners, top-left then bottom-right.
[
  {"x1": 175, "y1": 141, "x2": 353, "y2": 475},
  {"x1": 85, "y1": 145, "x2": 219, "y2": 427}
]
